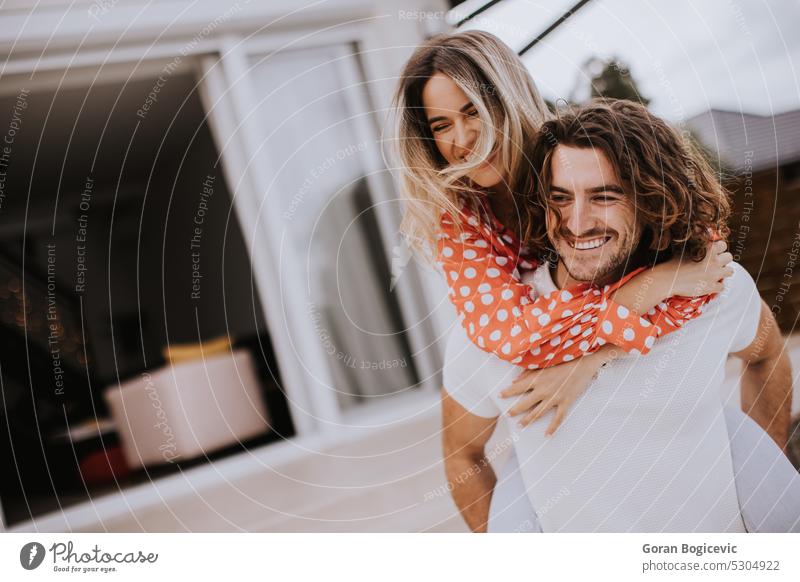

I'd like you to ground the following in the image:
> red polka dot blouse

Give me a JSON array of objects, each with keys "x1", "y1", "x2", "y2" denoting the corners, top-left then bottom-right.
[{"x1": 436, "y1": 199, "x2": 712, "y2": 369}]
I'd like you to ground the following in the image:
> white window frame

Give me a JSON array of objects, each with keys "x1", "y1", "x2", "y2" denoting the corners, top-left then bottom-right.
[{"x1": 221, "y1": 33, "x2": 443, "y2": 429}]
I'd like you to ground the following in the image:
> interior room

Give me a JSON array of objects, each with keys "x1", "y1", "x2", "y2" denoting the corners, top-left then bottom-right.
[{"x1": 0, "y1": 69, "x2": 293, "y2": 527}]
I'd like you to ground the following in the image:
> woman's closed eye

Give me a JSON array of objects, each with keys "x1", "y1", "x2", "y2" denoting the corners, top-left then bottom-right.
[{"x1": 431, "y1": 110, "x2": 478, "y2": 134}]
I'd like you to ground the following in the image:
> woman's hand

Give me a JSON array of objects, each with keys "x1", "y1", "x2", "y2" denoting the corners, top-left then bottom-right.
[
  {"x1": 653, "y1": 240, "x2": 733, "y2": 298},
  {"x1": 499, "y1": 345, "x2": 620, "y2": 435},
  {"x1": 609, "y1": 241, "x2": 732, "y2": 317}
]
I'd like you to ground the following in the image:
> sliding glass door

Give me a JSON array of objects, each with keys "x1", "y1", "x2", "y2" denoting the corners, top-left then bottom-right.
[{"x1": 244, "y1": 43, "x2": 435, "y2": 412}]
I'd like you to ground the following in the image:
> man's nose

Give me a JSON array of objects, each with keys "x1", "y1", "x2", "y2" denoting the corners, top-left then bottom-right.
[{"x1": 565, "y1": 198, "x2": 591, "y2": 237}]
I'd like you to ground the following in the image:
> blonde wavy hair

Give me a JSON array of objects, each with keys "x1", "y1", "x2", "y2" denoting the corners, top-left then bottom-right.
[{"x1": 389, "y1": 30, "x2": 551, "y2": 260}]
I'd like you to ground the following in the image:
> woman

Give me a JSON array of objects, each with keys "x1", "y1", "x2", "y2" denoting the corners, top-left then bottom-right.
[{"x1": 390, "y1": 30, "x2": 800, "y2": 531}]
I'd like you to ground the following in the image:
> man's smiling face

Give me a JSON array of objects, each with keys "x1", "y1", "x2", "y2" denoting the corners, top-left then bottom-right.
[{"x1": 545, "y1": 145, "x2": 642, "y2": 286}]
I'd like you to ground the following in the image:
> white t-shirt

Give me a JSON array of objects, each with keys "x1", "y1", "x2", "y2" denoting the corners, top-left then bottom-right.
[{"x1": 443, "y1": 261, "x2": 761, "y2": 532}]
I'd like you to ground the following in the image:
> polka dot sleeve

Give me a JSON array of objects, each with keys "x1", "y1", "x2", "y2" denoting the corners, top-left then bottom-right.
[
  {"x1": 592, "y1": 268, "x2": 713, "y2": 354},
  {"x1": 436, "y1": 206, "x2": 714, "y2": 369}
]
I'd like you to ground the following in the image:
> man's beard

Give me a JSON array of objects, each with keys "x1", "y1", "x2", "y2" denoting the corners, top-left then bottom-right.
[{"x1": 551, "y1": 227, "x2": 640, "y2": 286}]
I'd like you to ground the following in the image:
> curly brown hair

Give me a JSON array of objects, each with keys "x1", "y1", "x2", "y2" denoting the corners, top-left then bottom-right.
[{"x1": 526, "y1": 99, "x2": 730, "y2": 265}]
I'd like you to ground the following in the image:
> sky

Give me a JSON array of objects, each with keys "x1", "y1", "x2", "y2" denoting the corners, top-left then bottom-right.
[{"x1": 456, "y1": 0, "x2": 800, "y2": 121}]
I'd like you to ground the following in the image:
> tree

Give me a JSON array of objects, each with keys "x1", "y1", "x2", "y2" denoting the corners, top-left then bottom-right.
[{"x1": 587, "y1": 56, "x2": 650, "y2": 106}]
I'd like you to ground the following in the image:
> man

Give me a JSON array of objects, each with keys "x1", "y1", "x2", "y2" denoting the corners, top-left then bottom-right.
[{"x1": 441, "y1": 100, "x2": 797, "y2": 532}]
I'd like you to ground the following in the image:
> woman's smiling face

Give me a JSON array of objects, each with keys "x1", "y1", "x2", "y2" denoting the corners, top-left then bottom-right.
[{"x1": 421, "y1": 72, "x2": 506, "y2": 188}]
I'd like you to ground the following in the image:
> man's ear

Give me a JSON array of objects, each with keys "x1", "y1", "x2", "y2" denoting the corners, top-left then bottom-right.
[
  {"x1": 649, "y1": 225, "x2": 672, "y2": 252},
  {"x1": 654, "y1": 232, "x2": 672, "y2": 252}
]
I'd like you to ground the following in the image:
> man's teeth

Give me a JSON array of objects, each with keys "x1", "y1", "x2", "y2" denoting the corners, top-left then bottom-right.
[{"x1": 571, "y1": 237, "x2": 609, "y2": 250}]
